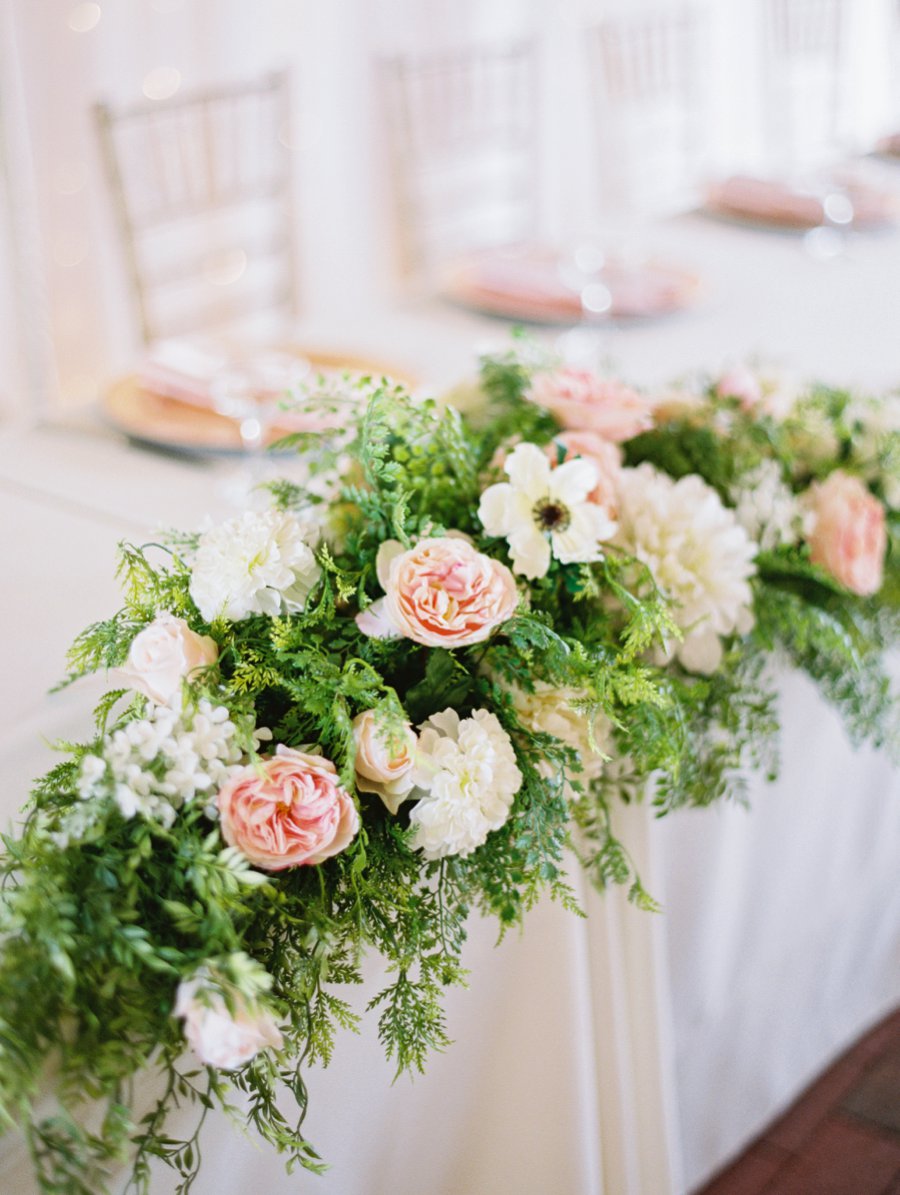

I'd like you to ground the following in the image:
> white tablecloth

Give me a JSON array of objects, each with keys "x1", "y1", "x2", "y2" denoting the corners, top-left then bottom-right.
[{"x1": 1, "y1": 204, "x2": 899, "y2": 1193}]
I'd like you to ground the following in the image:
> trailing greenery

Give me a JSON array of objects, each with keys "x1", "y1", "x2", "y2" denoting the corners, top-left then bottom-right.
[{"x1": 0, "y1": 348, "x2": 897, "y2": 1193}]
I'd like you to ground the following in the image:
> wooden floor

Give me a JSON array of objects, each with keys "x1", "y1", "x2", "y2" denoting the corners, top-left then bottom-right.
[{"x1": 695, "y1": 1008, "x2": 900, "y2": 1195}]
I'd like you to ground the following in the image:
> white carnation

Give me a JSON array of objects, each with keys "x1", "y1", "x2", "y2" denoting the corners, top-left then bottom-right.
[
  {"x1": 509, "y1": 683, "x2": 609, "y2": 797},
  {"x1": 189, "y1": 509, "x2": 321, "y2": 622},
  {"x1": 408, "y1": 708, "x2": 522, "y2": 860},
  {"x1": 615, "y1": 464, "x2": 757, "y2": 675},
  {"x1": 730, "y1": 460, "x2": 810, "y2": 552}
]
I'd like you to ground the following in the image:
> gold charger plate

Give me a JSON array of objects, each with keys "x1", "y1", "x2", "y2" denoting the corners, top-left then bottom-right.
[{"x1": 103, "y1": 347, "x2": 418, "y2": 455}]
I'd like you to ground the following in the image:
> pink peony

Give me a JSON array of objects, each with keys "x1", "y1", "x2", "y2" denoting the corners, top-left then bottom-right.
[
  {"x1": 805, "y1": 471, "x2": 886, "y2": 597},
  {"x1": 217, "y1": 745, "x2": 359, "y2": 870},
  {"x1": 527, "y1": 368, "x2": 654, "y2": 442},
  {"x1": 356, "y1": 536, "x2": 518, "y2": 648},
  {"x1": 116, "y1": 613, "x2": 218, "y2": 705},
  {"x1": 549, "y1": 430, "x2": 623, "y2": 516}
]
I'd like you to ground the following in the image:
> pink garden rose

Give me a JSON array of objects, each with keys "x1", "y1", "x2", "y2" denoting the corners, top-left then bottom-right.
[
  {"x1": 356, "y1": 536, "x2": 518, "y2": 648},
  {"x1": 805, "y1": 471, "x2": 887, "y2": 597},
  {"x1": 715, "y1": 365, "x2": 763, "y2": 410},
  {"x1": 550, "y1": 430, "x2": 623, "y2": 516},
  {"x1": 217, "y1": 745, "x2": 359, "y2": 870},
  {"x1": 115, "y1": 613, "x2": 218, "y2": 705},
  {"x1": 527, "y1": 368, "x2": 654, "y2": 442},
  {"x1": 716, "y1": 365, "x2": 800, "y2": 421},
  {"x1": 175, "y1": 975, "x2": 283, "y2": 1070},
  {"x1": 352, "y1": 709, "x2": 418, "y2": 814}
]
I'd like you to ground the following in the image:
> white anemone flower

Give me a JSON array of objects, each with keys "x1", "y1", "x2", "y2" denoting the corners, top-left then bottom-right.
[{"x1": 478, "y1": 442, "x2": 617, "y2": 580}]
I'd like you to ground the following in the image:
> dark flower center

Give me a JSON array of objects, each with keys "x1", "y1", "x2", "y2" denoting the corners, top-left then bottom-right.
[{"x1": 533, "y1": 499, "x2": 571, "y2": 532}]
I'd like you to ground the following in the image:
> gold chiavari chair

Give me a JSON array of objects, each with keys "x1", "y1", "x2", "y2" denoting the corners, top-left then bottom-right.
[
  {"x1": 378, "y1": 41, "x2": 540, "y2": 284},
  {"x1": 94, "y1": 71, "x2": 298, "y2": 344},
  {"x1": 585, "y1": 4, "x2": 710, "y2": 228},
  {"x1": 759, "y1": 0, "x2": 847, "y2": 171}
]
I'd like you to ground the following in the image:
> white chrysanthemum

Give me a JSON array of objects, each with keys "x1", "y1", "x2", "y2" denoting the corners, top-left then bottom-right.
[
  {"x1": 615, "y1": 464, "x2": 757, "y2": 675},
  {"x1": 730, "y1": 460, "x2": 810, "y2": 552},
  {"x1": 74, "y1": 700, "x2": 263, "y2": 829},
  {"x1": 408, "y1": 709, "x2": 522, "y2": 860},
  {"x1": 478, "y1": 442, "x2": 617, "y2": 580},
  {"x1": 189, "y1": 509, "x2": 321, "y2": 622},
  {"x1": 509, "y1": 683, "x2": 609, "y2": 796}
]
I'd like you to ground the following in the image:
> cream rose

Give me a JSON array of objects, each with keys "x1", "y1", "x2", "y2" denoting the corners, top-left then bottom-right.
[
  {"x1": 115, "y1": 613, "x2": 218, "y2": 705},
  {"x1": 175, "y1": 976, "x2": 282, "y2": 1070},
  {"x1": 217, "y1": 745, "x2": 359, "y2": 870},
  {"x1": 527, "y1": 368, "x2": 654, "y2": 442},
  {"x1": 355, "y1": 536, "x2": 518, "y2": 648},
  {"x1": 352, "y1": 709, "x2": 418, "y2": 814},
  {"x1": 509, "y1": 682, "x2": 609, "y2": 795},
  {"x1": 805, "y1": 471, "x2": 887, "y2": 596}
]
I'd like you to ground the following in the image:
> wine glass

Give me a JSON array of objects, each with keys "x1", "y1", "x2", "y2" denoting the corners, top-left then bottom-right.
[{"x1": 210, "y1": 352, "x2": 311, "y2": 505}]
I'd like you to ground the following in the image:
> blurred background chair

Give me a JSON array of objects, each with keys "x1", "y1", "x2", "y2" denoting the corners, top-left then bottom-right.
[
  {"x1": 378, "y1": 40, "x2": 540, "y2": 287},
  {"x1": 584, "y1": 3, "x2": 710, "y2": 243},
  {"x1": 759, "y1": 0, "x2": 847, "y2": 175},
  {"x1": 94, "y1": 70, "x2": 297, "y2": 345}
]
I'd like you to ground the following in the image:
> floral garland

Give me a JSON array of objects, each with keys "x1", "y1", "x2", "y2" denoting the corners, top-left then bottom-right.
[{"x1": 0, "y1": 345, "x2": 897, "y2": 1192}]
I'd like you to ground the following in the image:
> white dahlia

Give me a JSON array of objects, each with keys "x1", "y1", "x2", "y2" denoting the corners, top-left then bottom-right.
[
  {"x1": 189, "y1": 509, "x2": 321, "y2": 622},
  {"x1": 408, "y1": 708, "x2": 522, "y2": 860},
  {"x1": 478, "y1": 442, "x2": 617, "y2": 580},
  {"x1": 615, "y1": 464, "x2": 757, "y2": 675}
]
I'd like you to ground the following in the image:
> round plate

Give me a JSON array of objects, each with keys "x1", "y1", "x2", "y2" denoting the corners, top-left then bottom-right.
[
  {"x1": 441, "y1": 246, "x2": 701, "y2": 325},
  {"x1": 705, "y1": 174, "x2": 899, "y2": 232},
  {"x1": 103, "y1": 347, "x2": 417, "y2": 455}
]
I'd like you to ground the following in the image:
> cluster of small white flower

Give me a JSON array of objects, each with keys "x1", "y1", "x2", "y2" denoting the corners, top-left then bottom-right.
[
  {"x1": 408, "y1": 708, "x2": 523, "y2": 860},
  {"x1": 77, "y1": 700, "x2": 254, "y2": 828},
  {"x1": 730, "y1": 460, "x2": 809, "y2": 553}
]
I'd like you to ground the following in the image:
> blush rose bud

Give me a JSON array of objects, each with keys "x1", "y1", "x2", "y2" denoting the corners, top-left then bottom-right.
[
  {"x1": 114, "y1": 613, "x2": 218, "y2": 706},
  {"x1": 174, "y1": 975, "x2": 282, "y2": 1071},
  {"x1": 352, "y1": 710, "x2": 418, "y2": 814}
]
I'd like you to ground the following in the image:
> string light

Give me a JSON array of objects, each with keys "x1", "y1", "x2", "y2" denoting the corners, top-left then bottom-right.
[
  {"x1": 142, "y1": 67, "x2": 182, "y2": 101},
  {"x1": 67, "y1": 3, "x2": 101, "y2": 33}
]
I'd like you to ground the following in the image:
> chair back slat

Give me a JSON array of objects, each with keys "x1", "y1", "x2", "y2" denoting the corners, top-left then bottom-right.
[
  {"x1": 94, "y1": 71, "x2": 297, "y2": 343},
  {"x1": 380, "y1": 41, "x2": 539, "y2": 281}
]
